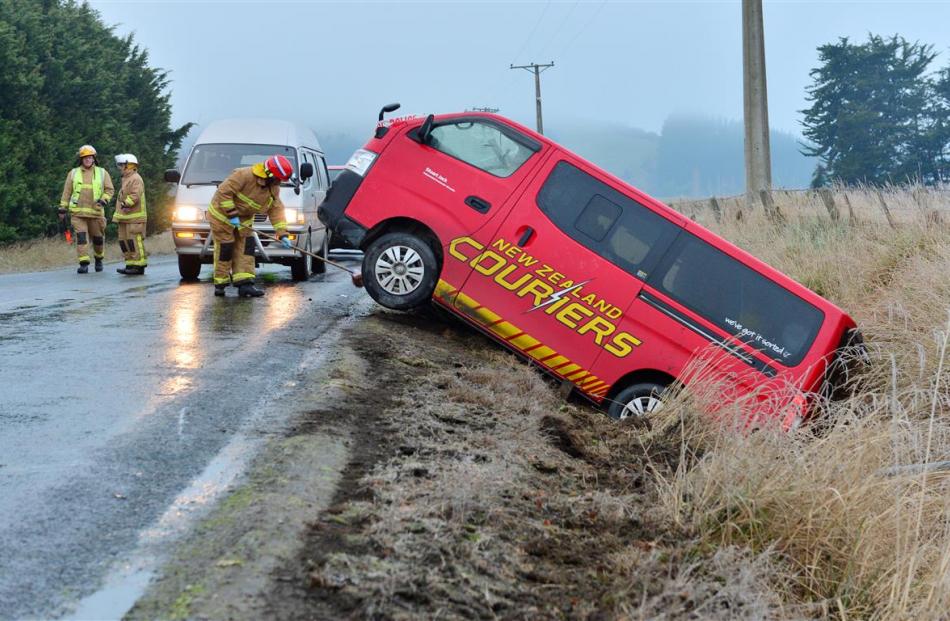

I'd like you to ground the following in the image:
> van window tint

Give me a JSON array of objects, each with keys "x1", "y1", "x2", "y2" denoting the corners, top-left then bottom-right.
[
  {"x1": 537, "y1": 161, "x2": 680, "y2": 279},
  {"x1": 648, "y1": 232, "x2": 824, "y2": 366},
  {"x1": 182, "y1": 143, "x2": 297, "y2": 186},
  {"x1": 428, "y1": 121, "x2": 535, "y2": 177}
]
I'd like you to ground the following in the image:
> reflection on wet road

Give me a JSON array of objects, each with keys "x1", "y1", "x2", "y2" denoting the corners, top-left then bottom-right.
[{"x1": 0, "y1": 257, "x2": 365, "y2": 619}]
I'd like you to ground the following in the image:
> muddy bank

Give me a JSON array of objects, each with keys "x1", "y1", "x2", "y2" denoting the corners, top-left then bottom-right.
[{"x1": 256, "y1": 310, "x2": 785, "y2": 620}]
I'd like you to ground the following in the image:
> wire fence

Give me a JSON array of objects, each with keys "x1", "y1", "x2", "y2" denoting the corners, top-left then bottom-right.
[{"x1": 666, "y1": 185, "x2": 949, "y2": 228}]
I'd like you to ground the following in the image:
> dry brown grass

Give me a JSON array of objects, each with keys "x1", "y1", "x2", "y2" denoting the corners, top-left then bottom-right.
[
  {"x1": 644, "y1": 187, "x2": 950, "y2": 619},
  {"x1": 0, "y1": 231, "x2": 176, "y2": 274}
]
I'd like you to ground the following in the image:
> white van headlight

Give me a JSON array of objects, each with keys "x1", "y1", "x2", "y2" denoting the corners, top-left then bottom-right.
[
  {"x1": 344, "y1": 149, "x2": 378, "y2": 177},
  {"x1": 174, "y1": 206, "x2": 201, "y2": 222},
  {"x1": 284, "y1": 208, "x2": 305, "y2": 224}
]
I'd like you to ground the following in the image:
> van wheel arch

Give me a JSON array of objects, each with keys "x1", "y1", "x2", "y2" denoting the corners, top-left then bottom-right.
[{"x1": 361, "y1": 218, "x2": 443, "y2": 265}]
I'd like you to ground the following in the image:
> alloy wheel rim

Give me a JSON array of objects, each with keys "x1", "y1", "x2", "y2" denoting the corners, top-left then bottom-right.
[
  {"x1": 619, "y1": 395, "x2": 663, "y2": 419},
  {"x1": 375, "y1": 245, "x2": 425, "y2": 295}
]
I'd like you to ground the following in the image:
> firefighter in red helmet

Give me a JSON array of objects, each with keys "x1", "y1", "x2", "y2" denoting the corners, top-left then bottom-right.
[{"x1": 206, "y1": 155, "x2": 293, "y2": 297}]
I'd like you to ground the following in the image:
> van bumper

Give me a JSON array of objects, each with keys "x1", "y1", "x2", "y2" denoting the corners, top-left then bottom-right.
[
  {"x1": 172, "y1": 222, "x2": 307, "y2": 264},
  {"x1": 318, "y1": 169, "x2": 368, "y2": 248}
]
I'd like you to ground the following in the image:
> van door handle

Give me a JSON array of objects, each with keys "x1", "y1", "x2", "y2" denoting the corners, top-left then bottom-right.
[
  {"x1": 518, "y1": 227, "x2": 535, "y2": 246},
  {"x1": 464, "y1": 195, "x2": 491, "y2": 213}
]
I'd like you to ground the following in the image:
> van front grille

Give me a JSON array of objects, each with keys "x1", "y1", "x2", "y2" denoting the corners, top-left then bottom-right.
[{"x1": 253, "y1": 214, "x2": 267, "y2": 223}]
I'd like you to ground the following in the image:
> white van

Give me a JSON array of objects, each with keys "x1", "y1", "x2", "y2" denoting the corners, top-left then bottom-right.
[{"x1": 165, "y1": 119, "x2": 332, "y2": 281}]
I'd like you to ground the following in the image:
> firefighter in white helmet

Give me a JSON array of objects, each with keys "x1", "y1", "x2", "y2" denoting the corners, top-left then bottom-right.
[
  {"x1": 59, "y1": 145, "x2": 115, "y2": 273},
  {"x1": 113, "y1": 153, "x2": 148, "y2": 275}
]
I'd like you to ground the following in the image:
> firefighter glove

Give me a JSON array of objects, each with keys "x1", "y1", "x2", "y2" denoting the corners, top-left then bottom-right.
[
  {"x1": 279, "y1": 236, "x2": 292, "y2": 249},
  {"x1": 228, "y1": 216, "x2": 241, "y2": 227}
]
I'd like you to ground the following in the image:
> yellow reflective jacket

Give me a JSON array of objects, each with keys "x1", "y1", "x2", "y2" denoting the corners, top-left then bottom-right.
[
  {"x1": 113, "y1": 169, "x2": 147, "y2": 223},
  {"x1": 59, "y1": 166, "x2": 115, "y2": 217},
  {"x1": 207, "y1": 166, "x2": 287, "y2": 233}
]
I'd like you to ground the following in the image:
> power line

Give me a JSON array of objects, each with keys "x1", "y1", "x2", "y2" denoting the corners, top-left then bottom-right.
[{"x1": 510, "y1": 62, "x2": 555, "y2": 134}]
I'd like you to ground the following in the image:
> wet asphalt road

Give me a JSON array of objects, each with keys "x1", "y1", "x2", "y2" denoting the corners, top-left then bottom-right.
[{"x1": 0, "y1": 256, "x2": 366, "y2": 619}]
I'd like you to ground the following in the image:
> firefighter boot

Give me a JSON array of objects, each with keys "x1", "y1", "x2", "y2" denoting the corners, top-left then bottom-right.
[
  {"x1": 94, "y1": 257, "x2": 103, "y2": 272},
  {"x1": 237, "y1": 282, "x2": 265, "y2": 298},
  {"x1": 77, "y1": 261, "x2": 89, "y2": 274},
  {"x1": 214, "y1": 284, "x2": 227, "y2": 297}
]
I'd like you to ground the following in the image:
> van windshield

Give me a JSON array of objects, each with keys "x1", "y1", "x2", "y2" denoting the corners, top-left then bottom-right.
[{"x1": 182, "y1": 144, "x2": 297, "y2": 186}]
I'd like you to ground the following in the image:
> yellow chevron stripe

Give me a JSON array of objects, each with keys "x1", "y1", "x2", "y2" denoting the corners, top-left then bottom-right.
[
  {"x1": 509, "y1": 334, "x2": 540, "y2": 351},
  {"x1": 527, "y1": 345, "x2": 557, "y2": 361}
]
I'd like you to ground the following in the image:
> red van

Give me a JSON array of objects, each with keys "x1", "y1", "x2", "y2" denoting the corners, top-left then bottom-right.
[{"x1": 319, "y1": 107, "x2": 864, "y2": 424}]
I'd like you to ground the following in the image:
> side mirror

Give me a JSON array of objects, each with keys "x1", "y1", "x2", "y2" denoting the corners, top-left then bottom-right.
[
  {"x1": 164, "y1": 169, "x2": 181, "y2": 183},
  {"x1": 299, "y1": 162, "x2": 314, "y2": 180},
  {"x1": 418, "y1": 114, "x2": 435, "y2": 145},
  {"x1": 378, "y1": 102, "x2": 401, "y2": 122}
]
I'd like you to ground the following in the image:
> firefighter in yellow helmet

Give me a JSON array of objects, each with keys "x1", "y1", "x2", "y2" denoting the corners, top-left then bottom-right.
[
  {"x1": 113, "y1": 153, "x2": 148, "y2": 275},
  {"x1": 206, "y1": 154, "x2": 292, "y2": 297},
  {"x1": 59, "y1": 145, "x2": 115, "y2": 273}
]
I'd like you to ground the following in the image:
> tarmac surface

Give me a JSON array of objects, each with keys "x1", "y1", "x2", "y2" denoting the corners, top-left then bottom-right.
[{"x1": 0, "y1": 255, "x2": 365, "y2": 620}]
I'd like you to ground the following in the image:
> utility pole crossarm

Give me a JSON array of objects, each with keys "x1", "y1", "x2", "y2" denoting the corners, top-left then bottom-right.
[{"x1": 510, "y1": 61, "x2": 554, "y2": 135}]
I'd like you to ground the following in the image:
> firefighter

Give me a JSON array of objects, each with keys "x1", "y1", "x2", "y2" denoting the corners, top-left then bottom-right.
[
  {"x1": 113, "y1": 153, "x2": 148, "y2": 275},
  {"x1": 59, "y1": 145, "x2": 115, "y2": 273},
  {"x1": 207, "y1": 154, "x2": 293, "y2": 297}
]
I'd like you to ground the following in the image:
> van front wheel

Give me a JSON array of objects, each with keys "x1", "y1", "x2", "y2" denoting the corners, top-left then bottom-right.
[
  {"x1": 607, "y1": 382, "x2": 669, "y2": 421},
  {"x1": 363, "y1": 232, "x2": 439, "y2": 311}
]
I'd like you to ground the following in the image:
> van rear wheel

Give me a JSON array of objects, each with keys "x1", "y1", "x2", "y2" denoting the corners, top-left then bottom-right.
[
  {"x1": 607, "y1": 382, "x2": 669, "y2": 421},
  {"x1": 291, "y1": 234, "x2": 311, "y2": 282},
  {"x1": 312, "y1": 230, "x2": 328, "y2": 275},
  {"x1": 362, "y1": 232, "x2": 438, "y2": 311}
]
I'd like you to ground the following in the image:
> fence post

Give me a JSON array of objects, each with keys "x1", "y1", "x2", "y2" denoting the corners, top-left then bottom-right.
[
  {"x1": 708, "y1": 197, "x2": 722, "y2": 223},
  {"x1": 841, "y1": 192, "x2": 857, "y2": 224},
  {"x1": 759, "y1": 190, "x2": 785, "y2": 224},
  {"x1": 876, "y1": 191, "x2": 897, "y2": 229},
  {"x1": 818, "y1": 188, "x2": 840, "y2": 221}
]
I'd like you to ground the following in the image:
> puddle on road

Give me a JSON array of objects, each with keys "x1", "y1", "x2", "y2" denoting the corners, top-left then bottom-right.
[{"x1": 62, "y1": 434, "x2": 261, "y2": 621}]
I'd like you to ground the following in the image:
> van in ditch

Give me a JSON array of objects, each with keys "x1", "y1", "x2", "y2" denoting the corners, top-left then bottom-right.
[
  {"x1": 319, "y1": 108, "x2": 866, "y2": 426},
  {"x1": 165, "y1": 119, "x2": 332, "y2": 281}
]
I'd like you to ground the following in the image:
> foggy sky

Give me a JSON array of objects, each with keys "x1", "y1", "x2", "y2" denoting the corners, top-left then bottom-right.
[{"x1": 88, "y1": 1, "x2": 950, "y2": 138}]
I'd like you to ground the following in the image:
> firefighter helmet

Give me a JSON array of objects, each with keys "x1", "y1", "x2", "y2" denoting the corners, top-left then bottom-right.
[
  {"x1": 78, "y1": 145, "x2": 97, "y2": 158},
  {"x1": 264, "y1": 155, "x2": 293, "y2": 181}
]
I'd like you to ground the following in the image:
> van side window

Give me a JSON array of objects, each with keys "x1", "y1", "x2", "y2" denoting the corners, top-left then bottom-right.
[
  {"x1": 301, "y1": 152, "x2": 314, "y2": 189},
  {"x1": 317, "y1": 156, "x2": 329, "y2": 190},
  {"x1": 428, "y1": 121, "x2": 536, "y2": 177},
  {"x1": 537, "y1": 161, "x2": 680, "y2": 279},
  {"x1": 648, "y1": 232, "x2": 824, "y2": 366}
]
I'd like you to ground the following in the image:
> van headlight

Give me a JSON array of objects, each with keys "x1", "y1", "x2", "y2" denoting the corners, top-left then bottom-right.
[
  {"x1": 284, "y1": 208, "x2": 305, "y2": 224},
  {"x1": 173, "y1": 206, "x2": 201, "y2": 222},
  {"x1": 344, "y1": 149, "x2": 378, "y2": 177}
]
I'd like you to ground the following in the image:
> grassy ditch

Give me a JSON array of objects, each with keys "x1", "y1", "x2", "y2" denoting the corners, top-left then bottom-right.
[{"x1": 266, "y1": 188, "x2": 950, "y2": 620}]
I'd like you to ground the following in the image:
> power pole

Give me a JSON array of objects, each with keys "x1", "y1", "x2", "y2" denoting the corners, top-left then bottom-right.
[
  {"x1": 510, "y1": 61, "x2": 554, "y2": 134},
  {"x1": 742, "y1": 0, "x2": 771, "y2": 205}
]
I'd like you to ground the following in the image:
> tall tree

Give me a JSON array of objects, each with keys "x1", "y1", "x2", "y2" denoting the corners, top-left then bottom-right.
[
  {"x1": 801, "y1": 35, "x2": 938, "y2": 187},
  {"x1": 0, "y1": 0, "x2": 191, "y2": 242}
]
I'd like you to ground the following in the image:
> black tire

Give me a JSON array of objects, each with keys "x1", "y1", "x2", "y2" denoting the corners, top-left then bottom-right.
[
  {"x1": 362, "y1": 231, "x2": 439, "y2": 311},
  {"x1": 178, "y1": 254, "x2": 201, "y2": 281},
  {"x1": 312, "y1": 229, "x2": 328, "y2": 275},
  {"x1": 607, "y1": 382, "x2": 669, "y2": 421},
  {"x1": 290, "y1": 233, "x2": 311, "y2": 282}
]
